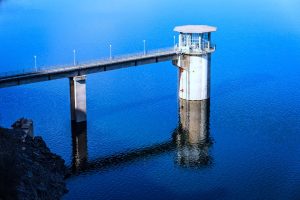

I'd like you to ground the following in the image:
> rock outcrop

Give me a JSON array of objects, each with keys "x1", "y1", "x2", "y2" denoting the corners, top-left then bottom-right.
[{"x1": 0, "y1": 123, "x2": 68, "y2": 200}]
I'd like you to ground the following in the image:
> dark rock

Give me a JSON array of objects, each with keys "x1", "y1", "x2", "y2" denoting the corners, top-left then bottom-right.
[
  {"x1": 0, "y1": 126, "x2": 68, "y2": 200},
  {"x1": 11, "y1": 118, "x2": 34, "y2": 137}
]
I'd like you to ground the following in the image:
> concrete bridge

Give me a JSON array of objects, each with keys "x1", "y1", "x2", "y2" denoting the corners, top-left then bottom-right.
[
  {"x1": 0, "y1": 47, "x2": 177, "y2": 88},
  {"x1": 0, "y1": 25, "x2": 217, "y2": 123}
]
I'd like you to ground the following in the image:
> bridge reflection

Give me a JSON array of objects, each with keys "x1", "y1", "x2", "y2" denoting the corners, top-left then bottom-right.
[{"x1": 70, "y1": 99, "x2": 213, "y2": 175}]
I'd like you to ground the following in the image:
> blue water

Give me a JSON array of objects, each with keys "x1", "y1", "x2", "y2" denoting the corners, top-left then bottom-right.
[{"x1": 1, "y1": 0, "x2": 300, "y2": 199}]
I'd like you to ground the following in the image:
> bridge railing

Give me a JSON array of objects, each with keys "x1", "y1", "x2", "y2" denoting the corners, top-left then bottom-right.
[
  {"x1": 0, "y1": 47, "x2": 176, "y2": 79},
  {"x1": 80, "y1": 47, "x2": 175, "y2": 66}
]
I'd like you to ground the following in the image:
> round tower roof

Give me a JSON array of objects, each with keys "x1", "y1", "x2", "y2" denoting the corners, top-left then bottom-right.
[{"x1": 174, "y1": 25, "x2": 217, "y2": 34}]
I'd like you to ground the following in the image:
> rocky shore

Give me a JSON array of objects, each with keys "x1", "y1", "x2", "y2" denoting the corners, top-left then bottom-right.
[{"x1": 0, "y1": 119, "x2": 68, "y2": 200}]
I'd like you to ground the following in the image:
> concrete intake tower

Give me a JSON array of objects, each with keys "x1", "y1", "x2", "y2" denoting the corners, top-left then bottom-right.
[{"x1": 173, "y1": 25, "x2": 217, "y2": 101}]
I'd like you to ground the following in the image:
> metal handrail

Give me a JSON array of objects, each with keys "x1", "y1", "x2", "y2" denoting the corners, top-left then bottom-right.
[
  {"x1": 175, "y1": 43, "x2": 216, "y2": 55},
  {"x1": 0, "y1": 47, "x2": 175, "y2": 79}
]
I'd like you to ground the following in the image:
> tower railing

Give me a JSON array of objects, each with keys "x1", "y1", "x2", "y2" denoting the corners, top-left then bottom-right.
[{"x1": 175, "y1": 43, "x2": 216, "y2": 55}]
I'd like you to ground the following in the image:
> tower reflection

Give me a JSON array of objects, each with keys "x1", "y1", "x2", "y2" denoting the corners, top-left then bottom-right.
[
  {"x1": 71, "y1": 121, "x2": 88, "y2": 172},
  {"x1": 173, "y1": 99, "x2": 213, "y2": 168},
  {"x1": 69, "y1": 99, "x2": 213, "y2": 175}
]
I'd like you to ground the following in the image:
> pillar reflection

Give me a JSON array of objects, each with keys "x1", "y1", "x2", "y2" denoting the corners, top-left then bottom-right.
[
  {"x1": 71, "y1": 121, "x2": 88, "y2": 172},
  {"x1": 69, "y1": 99, "x2": 213, "y2": 175},
  {"x1": 173, "y1": 99, "x2": 213, "y2": 168}
]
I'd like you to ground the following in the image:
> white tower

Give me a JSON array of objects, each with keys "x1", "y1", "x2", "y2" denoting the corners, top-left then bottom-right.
[{"x1": 173, "y1": 25, "x2": 217, "y2": 101}]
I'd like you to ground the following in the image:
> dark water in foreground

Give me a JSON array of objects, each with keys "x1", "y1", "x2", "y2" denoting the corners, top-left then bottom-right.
[{"x1": 1, "y1": 0, "x2": 300, "y2": 199}]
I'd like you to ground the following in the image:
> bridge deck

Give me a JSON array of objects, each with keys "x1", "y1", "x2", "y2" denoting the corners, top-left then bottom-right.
[{"x1": 0, "y1": 47, "x2": 177, "y2": 88}]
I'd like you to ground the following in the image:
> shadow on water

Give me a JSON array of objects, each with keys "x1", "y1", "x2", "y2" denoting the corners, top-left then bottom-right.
[{"x1": 69, "y1": 99, "x2": 213, "y2": 176}]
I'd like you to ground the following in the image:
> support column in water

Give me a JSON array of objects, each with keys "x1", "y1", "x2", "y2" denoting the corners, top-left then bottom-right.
[
  {"x1": 173, "y1": 25, "x2": 217, "y2": 101},
  {"x1": 69, "y1": 76, "x2": 87, "y2": 123}
]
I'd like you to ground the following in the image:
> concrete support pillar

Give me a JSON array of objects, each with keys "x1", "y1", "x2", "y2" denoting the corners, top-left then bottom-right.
[
  {"x1": 178, "y1": 34, "x2": 182, "y2": 47},
  {"x1": 176, "y1": 54, "x2": 211, "y2": 101},
  {"x1": 208, "y1": 33, "x2": 211, "y2": 49},
  {"x1": 69, "y1": 76, "x2": 87, "y2": 123},
  {"x1": 71, "y1": 121, "x2": 88, "y2": 172}
]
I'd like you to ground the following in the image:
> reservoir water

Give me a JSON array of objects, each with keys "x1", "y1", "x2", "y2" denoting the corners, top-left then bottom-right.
[{"x1": 1, "y1": 0, "x2": 300, "y2": 199}]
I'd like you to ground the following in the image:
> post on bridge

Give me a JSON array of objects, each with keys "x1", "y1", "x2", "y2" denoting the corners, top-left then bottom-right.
[
  {"x1": 69, "y1": 76, "x2": 87, "y2": 123},
  {"x1": 173, "y1": 25, "x2": 217, "y2": 101}
]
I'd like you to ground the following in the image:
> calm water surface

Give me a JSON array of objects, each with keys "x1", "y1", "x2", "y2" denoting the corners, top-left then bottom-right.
[{"x1": 0, "y1": 0, "x2": 300, "y2": 199}]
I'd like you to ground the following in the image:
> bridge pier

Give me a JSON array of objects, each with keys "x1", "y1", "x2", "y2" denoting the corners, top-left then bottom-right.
[{"x1": 69, "y1": 76, "x2": 87, "y2": 123}]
